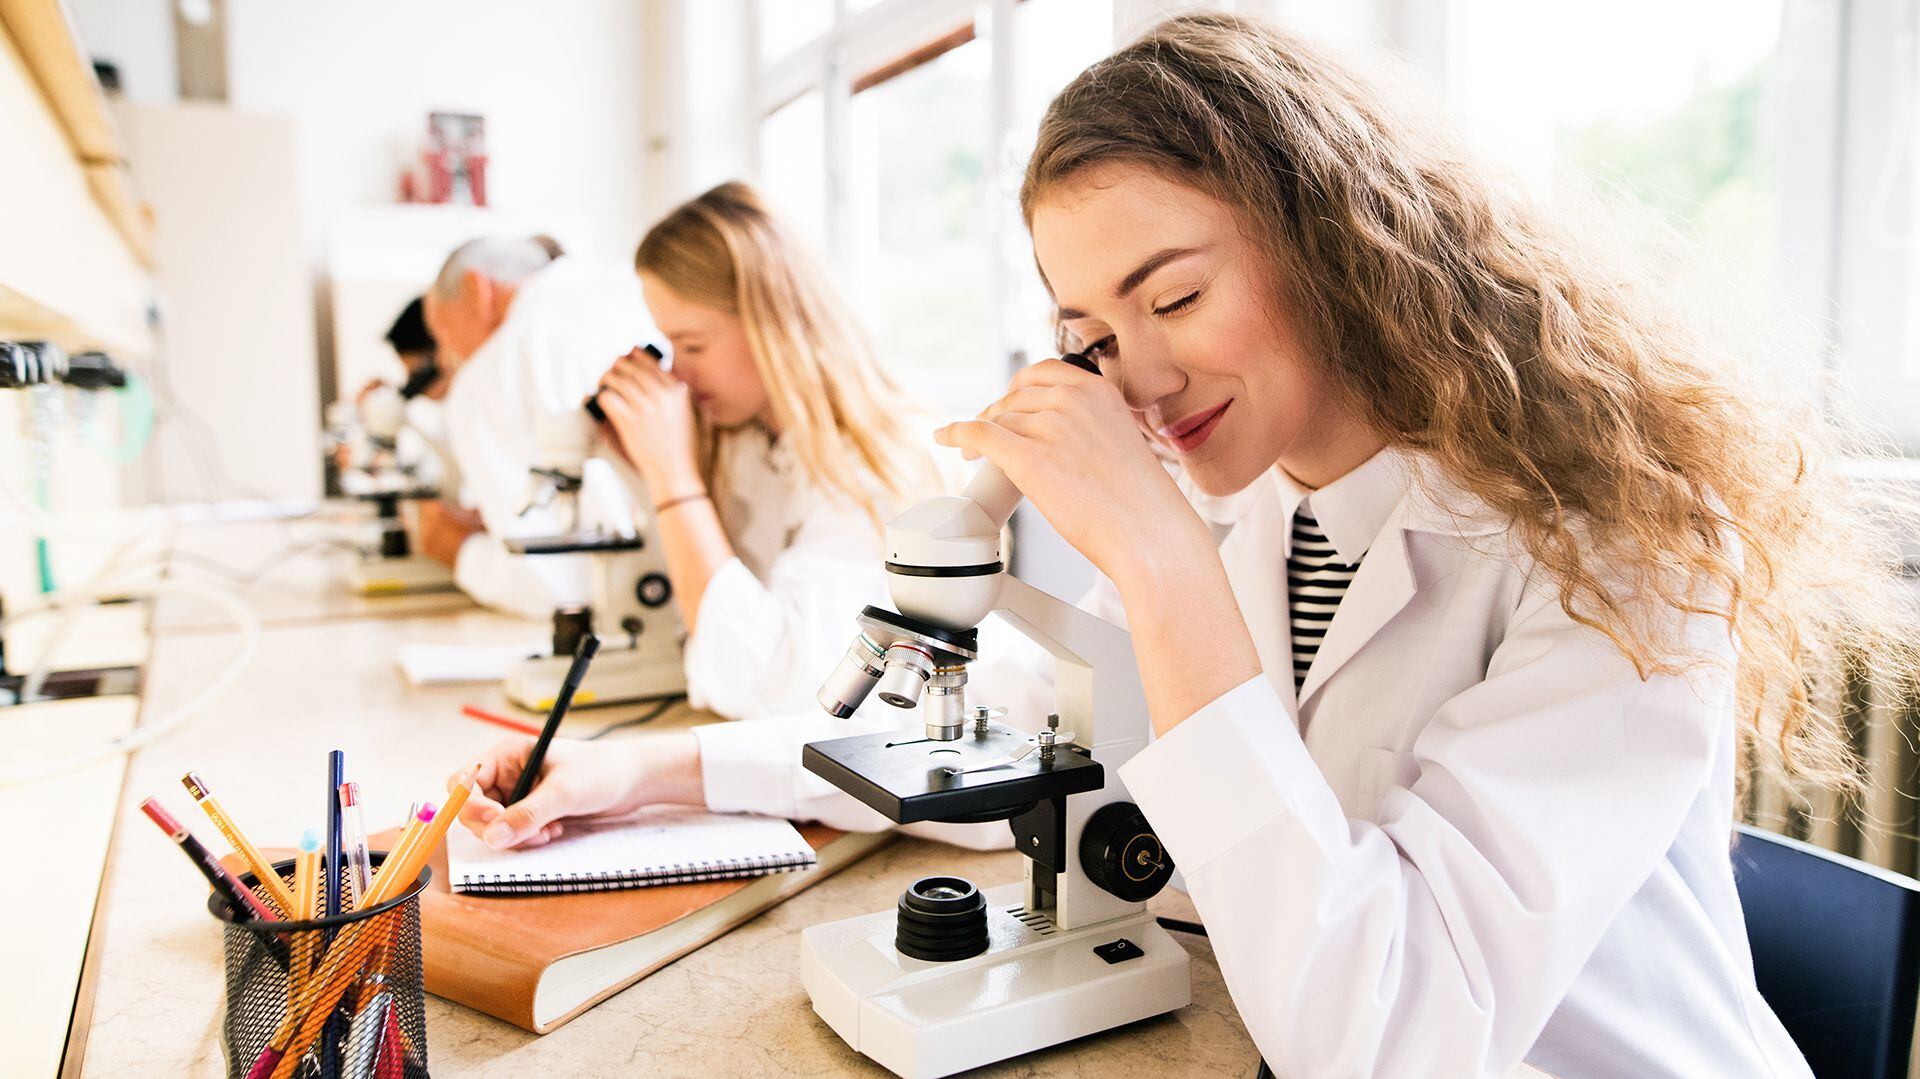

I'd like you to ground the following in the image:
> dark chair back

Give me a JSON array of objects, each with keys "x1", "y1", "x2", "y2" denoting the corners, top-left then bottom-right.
[{"x1": 1732, "y1": 824, "x2": 1920, "y2": 1079}]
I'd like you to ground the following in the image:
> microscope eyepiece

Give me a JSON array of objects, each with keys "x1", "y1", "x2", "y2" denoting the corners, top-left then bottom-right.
[{"x1": 584, "y1": 343, "x2": 664, "y2": 423}]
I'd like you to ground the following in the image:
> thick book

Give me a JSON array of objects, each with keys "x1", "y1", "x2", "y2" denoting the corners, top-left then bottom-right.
[
  {"x1": 444, "y1": 808, "x2": 818, "y2": 895},
  {"x1": 372, "y1": 821, "x2": 891, "y2": 1033}
]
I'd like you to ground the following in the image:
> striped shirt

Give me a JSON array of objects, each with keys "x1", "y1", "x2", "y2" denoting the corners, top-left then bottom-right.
[{"x1": 1288, "y1": 507, "x2": 1364, "y2": 690}]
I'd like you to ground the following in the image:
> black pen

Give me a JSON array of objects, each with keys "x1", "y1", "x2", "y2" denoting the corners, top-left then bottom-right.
[{"x1": 505, "y1": 634, "x2": 600, "y2": 805}]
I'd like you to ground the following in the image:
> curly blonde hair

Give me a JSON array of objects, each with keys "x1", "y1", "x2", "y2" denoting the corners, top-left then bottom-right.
[{"x1": 1022, "y1": 12, "x2": 1920, "y2": 795}]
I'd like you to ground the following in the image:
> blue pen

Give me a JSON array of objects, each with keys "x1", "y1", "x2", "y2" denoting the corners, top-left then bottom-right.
[{"x1": 323, "y1": 749, "x2": 345, "y2": 1079}]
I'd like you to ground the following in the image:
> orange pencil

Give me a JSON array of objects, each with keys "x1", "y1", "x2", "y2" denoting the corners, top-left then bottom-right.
[
  {"x1": 182, "y1": 771, "x2": 299, "y2": 917},
  {"x1": 377, "y1": 770, "x2": 474, "y2": 900},
  {"x1": 370, "y1": 804, "x2": 435, "y2": 901}
]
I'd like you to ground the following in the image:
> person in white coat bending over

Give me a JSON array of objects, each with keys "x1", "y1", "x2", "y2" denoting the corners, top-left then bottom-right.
[
  {"x1": 924, "y1": 14, "x2": 1920, "y2": 1078},
  {"x1": 419, "y1": 236, "x2": 660, "y2": 619},
  {"x1": 455, "y1": 181, "x2": 954, "y2": 843}
]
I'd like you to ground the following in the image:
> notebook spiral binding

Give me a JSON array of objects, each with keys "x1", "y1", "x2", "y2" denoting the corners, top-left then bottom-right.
[{"x1": 460, "y1": 853, "x2": 816, "y2": 896}]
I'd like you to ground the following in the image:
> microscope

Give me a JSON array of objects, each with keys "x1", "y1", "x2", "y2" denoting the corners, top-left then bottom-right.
[
  {"x1": 500, "y1": 404, "x2": 685, "y2": 710},
  {"x1": 327, "y1": 384, "x2": 457, "y2": 595},
  {"x1": 799, "y1": 357, "x2": 1191, "y2": 1078}
]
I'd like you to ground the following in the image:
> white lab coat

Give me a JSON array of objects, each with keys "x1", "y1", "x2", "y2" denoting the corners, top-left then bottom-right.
[
  {"x1": 1109, "y1": 448, "x2": 1809, "y2": 1078},
  {"x1": 681, "y1": 424, "x2": 894, "y2": 720},
  {"x1": 442, "y1": 258, "x2": 658, "y2": 619}
]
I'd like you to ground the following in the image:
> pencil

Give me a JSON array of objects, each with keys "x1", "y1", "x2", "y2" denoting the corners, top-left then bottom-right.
[
  {"x1": 182, "y1": 771, "x2": 300, "y2": 917},
  {"x1": 372, "y1": 804, "x2": 435, "y2": 901},
  {"x1": 137, "y1": 797, "x2": 280, "y2": 923},
  {"x1": 506, "y1": 634, "x2": 599, "y2": 806},
  {"x1": 253, "y1": 770, "x2": 478, "y2": 1077},
  {"x1": 460, "y1": 703, "x2": 541, "y2": 736},
  {"x1": 290, "y1": 831, "x2": 320, "y2": 1012},
  {"x1": 379, "y1": 771, "x2": 474, "y2": 896},
  {"x1": 322, "y1": 752, "x2": 345, "y2": 1079}
]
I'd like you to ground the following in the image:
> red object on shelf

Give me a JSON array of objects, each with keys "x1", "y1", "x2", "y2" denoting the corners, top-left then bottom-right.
[{"x1": 467, "y1": 154, "x2": 488, "y2": 207}]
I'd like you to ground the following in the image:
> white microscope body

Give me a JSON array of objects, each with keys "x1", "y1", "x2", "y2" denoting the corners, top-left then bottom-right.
[
  {"x1": 800, "y1": 461, "x2": 1192, "y2": 1079},
  {"x1": 500, "y1": 410, "x2": 686, "y2": 710},
  {"x1": 329, "y1": 384, "x2": 457, "y2": 595}
]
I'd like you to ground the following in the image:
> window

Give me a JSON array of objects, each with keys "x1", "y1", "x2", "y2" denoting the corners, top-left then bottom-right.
[
  {"x1": 1452, "y1": 0, "x2": 1784, "y2": 289},
  {"x1": 756, "y1": 0, "x2": 831, "y2": 62},
  {"x1": 757, "y1": 90, "x2": 829, "y2": 251},
  {"x1": 1445, "y1": 0, "x2": 1919, "y2": 449},
  {"x1": 752, "y1": 0, "x2": 1118, "y2": 418},
  {"x1": 849, "y1": 33, "x2": 993, "y2": 395}
]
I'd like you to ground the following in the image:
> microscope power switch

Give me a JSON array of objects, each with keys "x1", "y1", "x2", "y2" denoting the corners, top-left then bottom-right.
[{"x1": 1079, "y1": 802, "x2": 1175, "y2": 903}]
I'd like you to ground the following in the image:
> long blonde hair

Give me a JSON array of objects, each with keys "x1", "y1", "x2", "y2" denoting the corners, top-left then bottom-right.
[
  {"x1": 1023, "y1": 12, "x2": 1920, "y2": 795},
  {"x1": 636, "y1": 181, "x2": 940, "y2": 523}
]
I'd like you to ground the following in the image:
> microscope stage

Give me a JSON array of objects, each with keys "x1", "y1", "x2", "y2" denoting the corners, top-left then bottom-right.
[
  {"x1": 504, "y1": 532, "x2": 646, "y2": 555},
  {"x1": 802, "y1": 725, "x2": 1104, "y2": 824}
]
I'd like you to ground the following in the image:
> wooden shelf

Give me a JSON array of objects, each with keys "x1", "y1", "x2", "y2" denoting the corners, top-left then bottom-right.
[
  {"x1": 0, "y1": 0, "x2": 153, "y2": 261},
  {"x1": 0, "y1": 0, "x2": 152, "y2": 359}
]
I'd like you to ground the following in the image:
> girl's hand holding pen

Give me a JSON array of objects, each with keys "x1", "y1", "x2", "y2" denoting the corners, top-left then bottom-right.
[
  {"x1": 453, "y1": 732, "x2": 704, "y2": 850},
  {"x1": 934, "y1": 357, "x2": 1210, "y2": 585}
]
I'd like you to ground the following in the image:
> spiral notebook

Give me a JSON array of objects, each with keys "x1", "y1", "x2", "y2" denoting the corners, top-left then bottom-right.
[{"x1": 445, "y1": 806, "x2": 818, "y2": 895}]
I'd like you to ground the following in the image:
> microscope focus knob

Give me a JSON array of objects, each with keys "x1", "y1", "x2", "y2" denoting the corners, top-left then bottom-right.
[
  {"x1": 1080, "y1": 802, "x2": 1174, "y2": 903},
  {"x1": 635, "y1": 572, "x2": 673, "y2": 608}
]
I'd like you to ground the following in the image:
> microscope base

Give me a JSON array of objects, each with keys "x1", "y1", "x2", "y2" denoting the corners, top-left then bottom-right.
[
  {"x1": 351, "y1": 555, "x2": 456, "y2": 595},
  {"x1": 503, "y1": 647, "x2": 685, "y2": 710},
  {"x1": 801, "y1": 882, "x2": 1191, "y2": 1079}
]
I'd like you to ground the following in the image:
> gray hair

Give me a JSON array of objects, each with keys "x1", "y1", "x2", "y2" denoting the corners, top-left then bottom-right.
[{"x1": 431, "y1": 236, "x2": 555, "y2": 298}]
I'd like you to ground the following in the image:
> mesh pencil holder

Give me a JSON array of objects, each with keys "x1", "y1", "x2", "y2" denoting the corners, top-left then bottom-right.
[{"x1": 209, "y1": 853, "x2": 431, "y2": 1079}]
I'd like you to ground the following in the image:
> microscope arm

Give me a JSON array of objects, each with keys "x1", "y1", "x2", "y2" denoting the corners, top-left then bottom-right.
[{"x1": 990, "y1": 576, "x2": 1146, "y2": 757}]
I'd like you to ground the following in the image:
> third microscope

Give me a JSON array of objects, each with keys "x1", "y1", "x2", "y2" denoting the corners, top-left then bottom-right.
[
  {"x1": 326, "y1": 382, "x2": 457, "y2": 595},
  {"x1": 501, "y1": 354, "x2": 686, "y2": 710}
]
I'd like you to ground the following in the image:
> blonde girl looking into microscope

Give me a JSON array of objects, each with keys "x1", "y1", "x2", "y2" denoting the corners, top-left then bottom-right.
[
  {"x1": 457, "y1": 181, "x2": 950, "y2": 846},
  {"x1": 926, "y1": 12, "x2": 1920, "y2": 1079}
]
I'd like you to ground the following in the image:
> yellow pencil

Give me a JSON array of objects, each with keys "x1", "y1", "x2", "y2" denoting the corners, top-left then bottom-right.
[
  {"x1": 288, "y1": 831, "x2": 320, "y2": 1011},
  {"x1": 182, "y1": 771, "x2": 299, "y2": 917}
]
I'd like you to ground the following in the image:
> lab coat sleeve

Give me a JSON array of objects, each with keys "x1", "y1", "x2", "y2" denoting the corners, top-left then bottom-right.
[
  {"x1": 1117, "y1": 580, "x2": 1727, "y2": 1077},
  {"x1": 679, "y1": 506, "x2": 887, "y2": 721},
  {"x1": 453, "y1": 533, "x2": 583, "y2": 622},
  {"x1": 693, "y1": 711, "x2": 1012, "y2": 850}
]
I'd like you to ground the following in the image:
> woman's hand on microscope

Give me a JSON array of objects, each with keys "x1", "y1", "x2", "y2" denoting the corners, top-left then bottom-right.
[
  {"x1": 934, "y1": 357, "x2": 1210, "y2": 584},
  {"x1": 594, "y1": 347, "x2": 702, "y2": 499},
  {"x1": 453, "y1": 731, "x2": 705, "y2": 850}
]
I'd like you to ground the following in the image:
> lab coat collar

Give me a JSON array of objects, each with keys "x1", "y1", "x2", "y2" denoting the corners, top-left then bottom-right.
[
  {"x1": 1272, "y1": 448, "x2": 1410, "y2": 564},
  {"x1": 1276, "y1": 448, "x2": 1509, "y2": 706}
]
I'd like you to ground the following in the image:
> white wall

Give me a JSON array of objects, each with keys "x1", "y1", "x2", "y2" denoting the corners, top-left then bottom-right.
[
  {"x1": 119, "y1": 103, "x2": 320, "y2": 504},
  {"x1": 223, "y1": 0, "x2": 653, "y2": 271}
]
